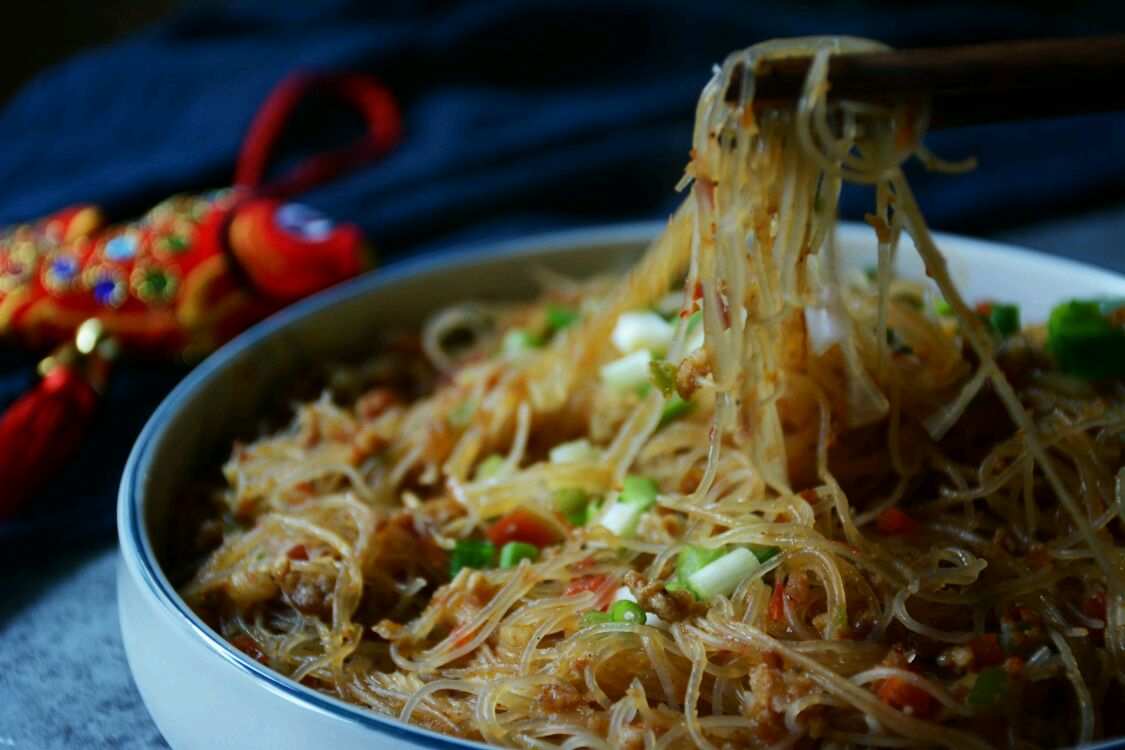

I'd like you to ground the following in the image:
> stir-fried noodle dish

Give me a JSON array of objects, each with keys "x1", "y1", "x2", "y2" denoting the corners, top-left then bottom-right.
[{"x1": 181, "y1": 38, "x2": 1125, "y2": 749}]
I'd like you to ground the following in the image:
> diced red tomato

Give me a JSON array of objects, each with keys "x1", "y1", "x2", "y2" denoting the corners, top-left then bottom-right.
[
  {"x1": 487, "y1": 508, "x2": 559, "y2": 548},
  {"x1": 564, "y1": 575, "x2": 615, "y2": 611},
  {"x1": 876, "y1": 507, "x2": 918, "y2": 536},
  {"x1": 770, "y1": 575, "x2": 786, "y2": 622},
  {"x1": 286, "y1": 544, "x2": 309, "y2": 561},
  {"x1": 877, "y1": 677, "x2": 936, "y2": 718},
  {"x1": 230, "y1": 634, "x2": 269, "y2": 665},
  {"x1": 967, "y1": 633, "x2": 1004, "y2": 668}
]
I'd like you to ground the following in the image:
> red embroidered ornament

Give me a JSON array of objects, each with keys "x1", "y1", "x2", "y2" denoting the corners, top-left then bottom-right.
[{"x1": 0, "y1": 71, "x2": 402, "y2": 519}]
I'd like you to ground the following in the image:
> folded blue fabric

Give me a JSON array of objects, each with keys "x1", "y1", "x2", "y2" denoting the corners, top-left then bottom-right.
[{"x1": 1, "y1": 0, "x2": 1122, "y2": 558}]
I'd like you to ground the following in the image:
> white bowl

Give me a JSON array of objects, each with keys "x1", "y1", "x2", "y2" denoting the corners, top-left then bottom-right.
[{"x1": 118, "y1": 222, "x2": 1125, "y2": 750}]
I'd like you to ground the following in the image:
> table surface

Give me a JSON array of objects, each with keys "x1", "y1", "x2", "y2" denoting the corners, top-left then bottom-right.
[{"x1": 1, "y1": 210, "x2": 1121, "y2": 750}]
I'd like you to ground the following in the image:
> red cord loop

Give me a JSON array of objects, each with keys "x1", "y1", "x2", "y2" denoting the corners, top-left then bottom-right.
[{"x1": 234, "y1": 71, "x2": 402, "y2": 199}]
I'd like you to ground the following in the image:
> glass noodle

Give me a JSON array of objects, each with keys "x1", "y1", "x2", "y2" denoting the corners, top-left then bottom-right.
[{"x1": 182, "y1": 37, "x2": 1125, "y2": 749}]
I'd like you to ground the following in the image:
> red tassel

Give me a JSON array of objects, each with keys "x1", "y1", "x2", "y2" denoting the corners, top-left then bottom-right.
[{"x1": 0, "y1": 362, "x2": 99, "y2": 520}]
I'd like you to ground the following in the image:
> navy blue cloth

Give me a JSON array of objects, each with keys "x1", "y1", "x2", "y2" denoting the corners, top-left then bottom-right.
[{"x1": 1, "y1": 0, "x2": 1123, "y2": 558}]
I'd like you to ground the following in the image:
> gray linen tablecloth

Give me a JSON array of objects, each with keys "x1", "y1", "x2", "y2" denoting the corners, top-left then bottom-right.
[{"x1": 1, "y1": 211, "x2": 1121, "y2": 750}]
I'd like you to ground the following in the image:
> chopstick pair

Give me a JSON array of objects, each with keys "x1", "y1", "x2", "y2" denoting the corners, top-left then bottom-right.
[{"x1": 725, "y1": 35, "x2": 1125, "y2": 129}]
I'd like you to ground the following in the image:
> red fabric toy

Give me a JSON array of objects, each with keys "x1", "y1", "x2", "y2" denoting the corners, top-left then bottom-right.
[{"x1": 0, "y1": 71, "x2": 402, "y2": 518}]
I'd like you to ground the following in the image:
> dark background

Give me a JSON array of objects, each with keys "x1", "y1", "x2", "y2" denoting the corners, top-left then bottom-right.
[
  {"x1": 0, "y1": 1, "x2": 176, "y2": 104},
  {"x1": 9, "y1": 0, "x2": 1125, "y2": 106}
]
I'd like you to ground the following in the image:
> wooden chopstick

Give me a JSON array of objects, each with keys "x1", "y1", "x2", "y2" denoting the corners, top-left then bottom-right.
[{"x1": 725, "y1": 35, "x2": 1125, "y2": 129}]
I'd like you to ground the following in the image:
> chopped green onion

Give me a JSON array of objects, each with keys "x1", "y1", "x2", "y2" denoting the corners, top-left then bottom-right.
[
  {"x1": 583, "y1": 499, "x2": 603, "y2": 526},
  {"x1": 450, "y1": 539, "x2": 494, "y2": 576},
  {"x1": 501, "y1": 328, "x2": 543, "y2": 356},
  {"x1": 831, "y1": 604, "x2": 848, "y2": 629},
  {"x1": 966, "y1": 667, "x2": 1010, "y2": 709},
  {"x1": 658, "y1": 393, "x2": 693, "y2": 427},
  {"x1": 649, "y1": 359, "x2": 677, "y2": 396},
  {"x1": 447, "y1": 398, "x2": 476, "y2": 428},
  {"x1": 499, "y1": 541, "x2": 538, "y2": 567},
  {"x1": 752, "y1": 546, "x2": 781, "y2": 564},
  {"x1": 596, "y1": 477, "x2": 658, "y2": 537},
  {"x1": 864, "y1": 265, "x2": 878, "y2": 282},
  {"x1": 611, "y1": 312, "x2": 674, "y2": 354},
  {"x1": 933, "y1": 299, "x2": 953, "y2": 317},
  {"x1": 553, "y1": 487, "x2": 591, "y2": 526},
  {"x1": 600, "y1": 349, "x2": 654, "y2": 392},
  {"x1": 546, "y1": 305, "x2": 580, "y2": 332},
  {"x1": 1048, "y1": 300, "x2": 1125, "y2": 380},
  {"x1": 989, "y1": 304, "x2": 1020, "y2": 337},
  {"x1": 474, "y1": 453, "x2": 506, "y2": 481},
  {"x1": 598, "y1": 500, "x2": 645, "y2": 537},
  {"x1": 686, "y1": 547, "x2": 760, "y2": 599},
  {"x1": 548, "y1": 438, "x2": 602, "y2": 464},
  {"x1": 620, "y1": 476, "x2": 659, "y2": 508},
  {"x1": 579, "y1": 610, "x2": 611, "y2": 627},
  {"x1": 609, "y1": 600, "x2": 647, "y2": 624},
  {"x1": 671, "y1": 545, "x2": 727, "y2": 593}
]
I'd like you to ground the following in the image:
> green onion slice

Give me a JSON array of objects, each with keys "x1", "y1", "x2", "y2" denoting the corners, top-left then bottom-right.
[
  {"x1": 649, "y1": 359, "x2": 677, "y2": 396},
  {"x1": 1048, "y1": 299, "x2": 1125, "y2": 380},
  {"x1": 450, "y1": 539, "x2": 494, "y2": 576},
  {"x1": 620, "y1": 476, "x2": 659, "y2": 508},
  {"x1": 609, "y1": 600, "x2": 647, "y2": 624},
  {"x1": 553, "y1": 487, "x2": 592, "y2": 526},
  {"x1": 967, "y1": 667, "x2": 1010, "y2": 709},
  {"x1": 546, "y1": 306, "x2": 580, "y2": 332},
  {"x1": 474, "y1": 453, "x2": 506, "y2": 481},
  {"x1": 989, "y1": 304, "x2": 1020, "y2": 337},
  {"x1": 499, "y1": 541, "x2": 538, "y2": 568},
  {"x1": 578, "y1": 610, "x2": 611, "y2": 627}
]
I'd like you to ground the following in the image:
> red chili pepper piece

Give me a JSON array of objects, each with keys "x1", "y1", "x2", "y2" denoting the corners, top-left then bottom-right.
[
  {"x1": 770, "y1": 575, "x2": 786, "y2": 622},
  {"x1": 877, "y1": 677, "x2": 936, "y2": 718},
  {"x1": 564, "y1": 574, "x2": 615, "y2": 611},
  {"x1": 487, "y1": 508, "x2": 559, "y2": 548},
  {"x1": 876, "y1": 507, "x2": 918, "y2": 536}
]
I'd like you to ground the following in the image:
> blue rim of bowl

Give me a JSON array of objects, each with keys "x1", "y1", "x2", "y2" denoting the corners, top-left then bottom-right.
[
  {"x1": 117, "y1": 221, "x2": 665, "y2": 749},
  {"x1": 118, "y1": 221, "x2": 1125, "y2": 750}
]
